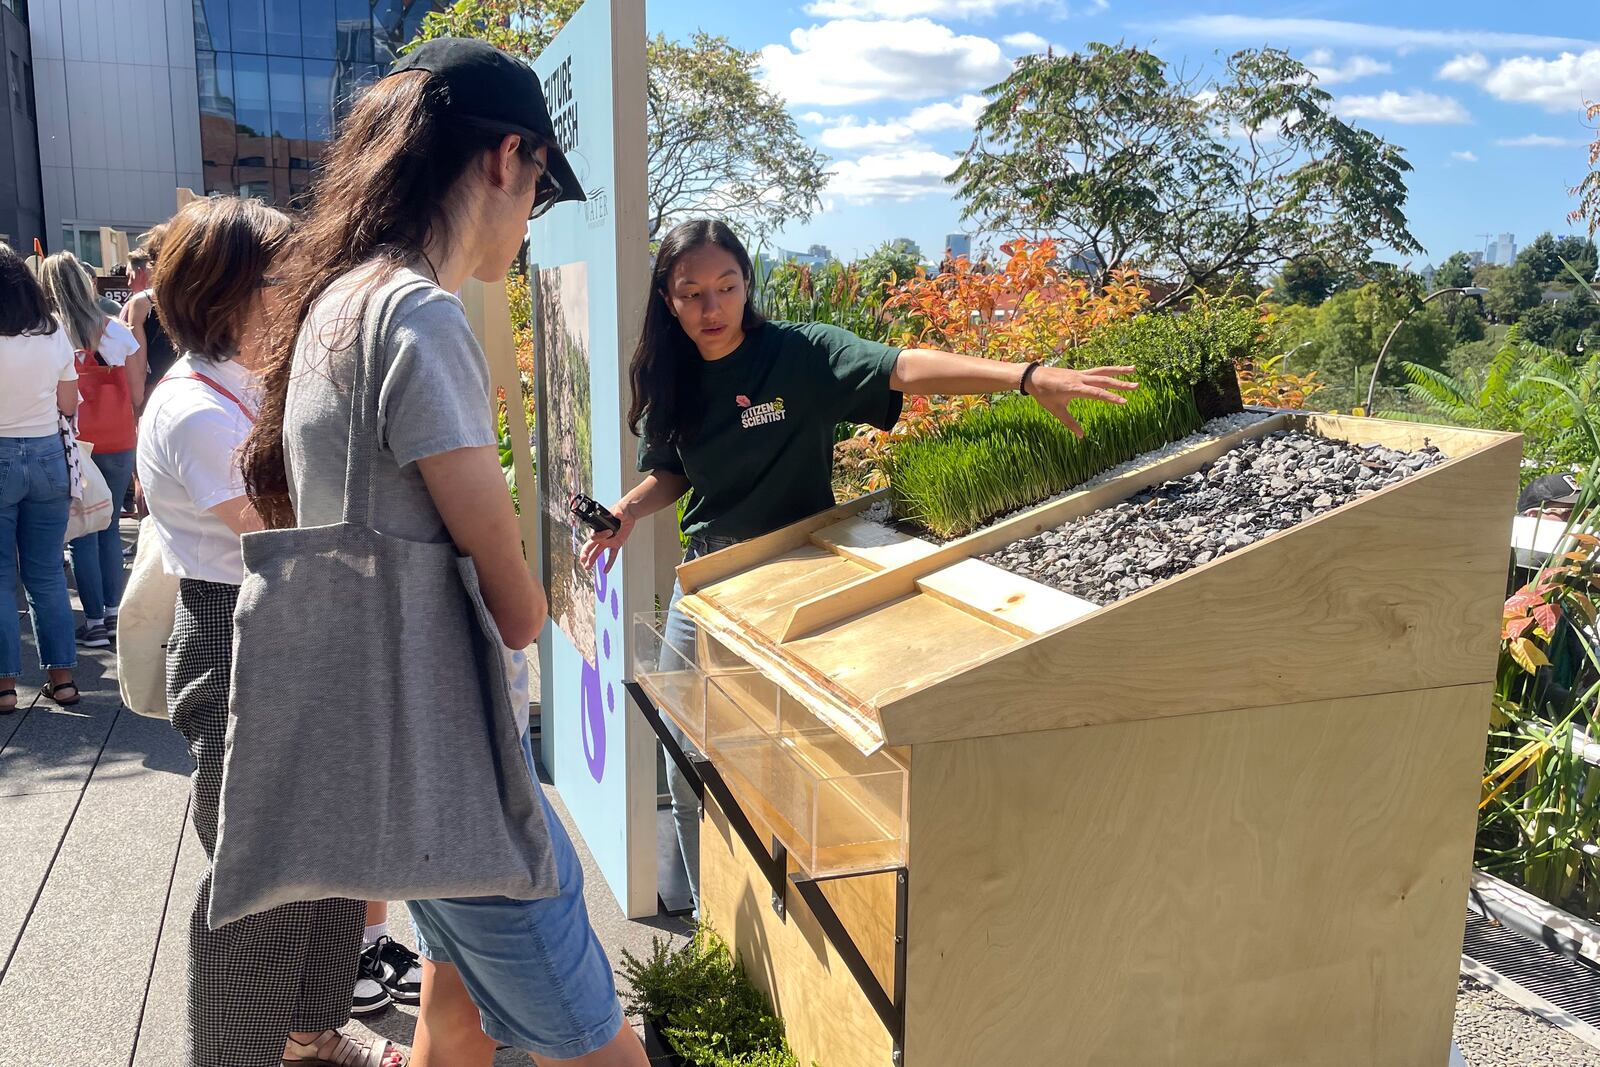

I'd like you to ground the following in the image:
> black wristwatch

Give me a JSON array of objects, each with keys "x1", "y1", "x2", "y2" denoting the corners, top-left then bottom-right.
[{"x1": 1019, "y1": 362, "x2": 1040, "y2": 396}]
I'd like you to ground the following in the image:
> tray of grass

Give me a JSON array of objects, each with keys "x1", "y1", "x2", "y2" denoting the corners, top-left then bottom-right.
[{"x1": 884, "y1": 380, "x2": 1203, "y2": 539}]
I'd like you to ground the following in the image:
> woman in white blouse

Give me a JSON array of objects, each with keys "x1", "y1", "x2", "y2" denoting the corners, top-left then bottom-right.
[
  {"x1": 0, "y1": 243, "x2": 81, "y2": 712},
  {"x1": 41, "y1": 251, "x2": 143, "y2": 649}
]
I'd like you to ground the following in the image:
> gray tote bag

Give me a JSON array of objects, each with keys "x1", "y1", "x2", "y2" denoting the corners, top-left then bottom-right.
[{"x1": 207, "y1": 279, "x2": 558, "y2": 929}]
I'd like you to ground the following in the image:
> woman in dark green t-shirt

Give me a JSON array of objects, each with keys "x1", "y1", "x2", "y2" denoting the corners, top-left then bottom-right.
[{"x1": 579, "y1": 219, "x2": 1135, "y2": 912}]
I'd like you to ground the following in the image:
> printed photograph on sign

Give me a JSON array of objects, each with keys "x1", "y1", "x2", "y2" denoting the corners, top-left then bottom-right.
[{"x1": 536, "y1": 261, "x2": 597, "y2": 662}]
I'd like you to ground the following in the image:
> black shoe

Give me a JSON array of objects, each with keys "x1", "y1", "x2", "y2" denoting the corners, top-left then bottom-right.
[
  {"x1": 351, "y1": 943, "x2": 392, "y2": 1016},
  {"x1": 372, "y1": 935, "x2": 422, "y2": 1004},
  {"x1": 104, "y1": 614, "x2": 118, "y2": 636}
]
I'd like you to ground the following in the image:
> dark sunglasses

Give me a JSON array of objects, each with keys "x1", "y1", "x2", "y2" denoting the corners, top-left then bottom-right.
[{"x1": 529, "y1": 166, "x2": 564, "y2": 220}]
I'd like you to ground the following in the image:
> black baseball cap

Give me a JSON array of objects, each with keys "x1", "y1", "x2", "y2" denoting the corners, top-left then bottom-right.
[
  {"x1": 1518, "y1": 472, "x2": 1582, "y2": 513},
  {"x1": 389, "y1": 37, "x2": 586, "y2": 212}
]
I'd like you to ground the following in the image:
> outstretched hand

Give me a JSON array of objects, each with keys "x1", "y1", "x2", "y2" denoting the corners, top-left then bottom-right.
[{"x1": 1025, "y1": 365, "x2": 1139, "y2": 437}]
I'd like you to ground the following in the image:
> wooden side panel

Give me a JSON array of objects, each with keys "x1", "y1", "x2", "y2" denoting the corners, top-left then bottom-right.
[
  {"x1": 878, "y1": 433, "x2": 1521, "y2": 745},
  {"x1": 701, "y1": 796, "x2": 895, "y2": 1067},
  {"x1": 903, "y1": 684, "x2": 1491, "y2": 1067}
]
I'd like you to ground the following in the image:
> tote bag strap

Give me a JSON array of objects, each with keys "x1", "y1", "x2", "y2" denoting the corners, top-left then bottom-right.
[{"x1": 341, "y1": 277, "x2": 438, "y2": 528}]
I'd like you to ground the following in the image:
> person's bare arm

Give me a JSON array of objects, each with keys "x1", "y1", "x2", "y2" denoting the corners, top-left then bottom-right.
[
  {"x1": 124, "y1": 294, "x2": 150, "y2": 409},
  {"x1": 127, "y1": 349, "x2": 147, "y2": 410},
  {"x1": 418, "y1": 445, "x2": 547, "y2": 648},
  {"x1": 890, "y1": 350, "x2": 1137, "y2": 437},
  {"x1": 57, "y1": 380, "x2": 79, "y2": 417},
  {"x1": 209, "y1": 495, "x2": 264, "y2": 537}
]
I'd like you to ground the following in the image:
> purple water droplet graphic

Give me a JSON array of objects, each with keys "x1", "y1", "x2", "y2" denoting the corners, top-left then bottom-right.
[
  {"x1": 607, "y1": 684, "x2": 615, "y2": 713},
  {"x1": 580, "y1": 658, "x2": 605, "y2": 783},
  {"x1": 609, "y1": 588, "x2": 619, "y2": 620},
  {"x1": 602, "y1": 629, "x2": 611, "y2": 659}
]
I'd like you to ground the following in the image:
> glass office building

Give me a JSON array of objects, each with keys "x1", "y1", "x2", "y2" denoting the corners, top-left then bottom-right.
[{"x1": 192, "y1": 1, "x2": 441, "y2": 206}]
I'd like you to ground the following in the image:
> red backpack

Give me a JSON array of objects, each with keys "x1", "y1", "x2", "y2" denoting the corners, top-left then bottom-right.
[{"x1": 73, "y1": 330, "x2": 137, "y2": 452}]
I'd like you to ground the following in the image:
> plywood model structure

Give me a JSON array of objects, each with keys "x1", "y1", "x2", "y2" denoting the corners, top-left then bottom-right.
[{"x1": 631, "y1": 411, "x2": 1520, "y2": 1067}]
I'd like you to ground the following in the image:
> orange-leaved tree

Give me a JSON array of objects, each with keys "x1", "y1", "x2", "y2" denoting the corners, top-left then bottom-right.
[{"x1": 833, "y1": 238, "x2": 1150, "y2": 497}]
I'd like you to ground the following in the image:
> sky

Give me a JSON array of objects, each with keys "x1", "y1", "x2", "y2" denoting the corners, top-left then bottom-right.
[{"x1": 644, "y1": 0, "x2": 1600, "y2": 268}]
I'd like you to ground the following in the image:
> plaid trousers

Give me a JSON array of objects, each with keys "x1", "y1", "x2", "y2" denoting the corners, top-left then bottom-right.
[{"x1": 169, "y1": 578, "x2": 365, "y2": 1067}]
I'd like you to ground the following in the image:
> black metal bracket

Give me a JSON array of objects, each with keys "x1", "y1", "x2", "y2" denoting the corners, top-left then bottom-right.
[
  {"x1": 627, "y1": 679, "x2": 909, "y2": 1065},
  {"x1": 791, "y1": 867, "x2": 908, "y2": 1064}
]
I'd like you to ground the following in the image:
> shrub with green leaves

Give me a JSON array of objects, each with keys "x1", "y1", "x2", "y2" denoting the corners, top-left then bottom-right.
[
  {"x1": 886, "y1": 382, "x2": 1203, "y2": 539},
  {"x1": 1066, "y1": 294, "x2": 1265, "y2": 417},
  {"x1": 620, "y1": 927, "x2": 803, "y2": 1067}
]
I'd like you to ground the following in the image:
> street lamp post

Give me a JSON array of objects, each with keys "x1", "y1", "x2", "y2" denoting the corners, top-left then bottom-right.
[{"x1": 1363, "y1": 286, "x2": 1489, "y2": 414}]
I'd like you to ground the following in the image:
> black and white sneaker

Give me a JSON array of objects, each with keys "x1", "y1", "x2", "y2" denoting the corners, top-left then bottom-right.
[
  {"x1": 351, "y1": 943, "x2": 392, "y2": 1016},
  {"x1": 75, "y1": 622, "x2": 111, "y2": 649},
  {"x1": 372, "y1": 935, "x2": 423, "y2": 1004}
]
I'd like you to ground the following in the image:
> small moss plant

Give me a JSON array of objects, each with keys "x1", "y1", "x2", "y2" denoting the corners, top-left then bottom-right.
[
  {"x1": 620, "y1": 926, "x2": 806, "y2": 1067},
  {"x1": 886, "y1": 381, "x2": 1203, "y2": 539}
]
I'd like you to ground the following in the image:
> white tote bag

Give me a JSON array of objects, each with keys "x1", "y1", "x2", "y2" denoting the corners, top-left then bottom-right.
[
  {"x1": 117, "y1": 518, "x2": 179, "y2": 718},
  {"x1": 63, "y1": 436, "x2": 114, "y2": 542}
]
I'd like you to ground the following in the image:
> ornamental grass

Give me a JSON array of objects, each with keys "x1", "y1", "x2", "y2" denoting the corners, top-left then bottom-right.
[{"x1": 886, "y1": 381, "x2": 1203, "y2": 539}]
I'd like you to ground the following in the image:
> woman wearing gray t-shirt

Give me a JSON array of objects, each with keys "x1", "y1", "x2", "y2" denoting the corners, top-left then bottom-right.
[{"x1": 240, "y1": 39, "x2": 648, "y2": 1067}]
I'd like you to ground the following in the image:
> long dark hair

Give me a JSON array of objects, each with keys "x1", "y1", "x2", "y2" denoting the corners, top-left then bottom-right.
[
  {"x1": 0, "y1": 243, "x2": 59, "y2": 338},
  {"x1": 627, "y1": 219, "x2": 764, "y2": 447},
  {"x1": 241, "y1": 69, "x2": 541, "y2": 528}
]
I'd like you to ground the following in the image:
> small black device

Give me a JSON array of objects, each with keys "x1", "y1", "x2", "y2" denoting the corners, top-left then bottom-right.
[{"x1": 570, "y1": 493, "x2": 622, "y2": 535}]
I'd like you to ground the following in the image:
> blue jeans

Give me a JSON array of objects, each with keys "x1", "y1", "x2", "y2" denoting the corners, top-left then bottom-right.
[
  {"x1": 408, "y1": 732, "x2": 625, "y2": 1059},
  {"x1": 661, "y1": 534, "x2": 739, "y2": 914},
  {"x1": 0, "y1": 436, "x2": 76, "y2": 677},
  {"x1": 68, "y1": 447, "x2": 136, "y2": 619}
]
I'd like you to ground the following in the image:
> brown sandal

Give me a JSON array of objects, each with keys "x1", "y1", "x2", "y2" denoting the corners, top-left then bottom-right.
[
  {"x1": 282, "y1": 1030, "x2": 404, "y2": 1067},
  {"x1": 41, "y1": 680, "x2": 79, "y2": 707}
]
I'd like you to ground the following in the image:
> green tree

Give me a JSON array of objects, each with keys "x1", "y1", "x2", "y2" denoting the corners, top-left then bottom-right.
[
  {"x1": 1437, "y1": 291, "x2": 1488, "y2": 344},
  {"x1": 951, "y1": 43, "x2": 1422, "y2": 308},
  {"x1": 1486, "y1": 262, "x2": 1543, "y2": 324},
  {"x1": 1275, "y1": 255, "x2": 1343, "y2": 306},
  {"x1": 1519, "y1": 292, "x2": 1600, "y2": 354},
  {"x1": 855, "y1": 241, "x2": 923, "y2": 295},
  {"x1": 1519, "y1": 231, "x2": 1564, "y2": 283},
  {"x1": 1273, "y1": 281, "x2": 1452, "y2": 409},
  {"x1": 1571, "y1": 101, "x2": 1600, "y2": 237},
  {"x1": 411, "y1": 4, "x2": 828, "y2": 241},
  {"x1": 1556, "y1": 235, "x2": 1599, "y2": 282},
  {"x1": 1434, "y1": 251, "x2": 1474, "y2": 290}
]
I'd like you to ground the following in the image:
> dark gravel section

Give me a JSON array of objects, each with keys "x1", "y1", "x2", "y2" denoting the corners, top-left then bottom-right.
[{"x1": 983, "y1": 430, "x2": 1445, "y2": 605}]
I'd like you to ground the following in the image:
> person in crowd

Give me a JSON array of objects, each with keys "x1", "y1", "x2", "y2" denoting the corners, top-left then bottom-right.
[
  {"x1": 123, "y1": 224, "x2": 178, "y2": 397},
  {"x1": 138, "y1": 196, "x2": 398, "y2": 1067},
  {"x1": 40, "y1": 251, "x2": 142, "y2": 649},
  {"x1": 579, "y1": 218, "x2": 1138, "y2": 911},
  {"x1": 352, "y1": 900, "x2": 423, "y2": 1016},
  {"x1": 240, "y1": 38, "x2": 647, "y2": 1067},
  {"x1": 0, "y1": 242, "x2": 81, "y2": 713}
]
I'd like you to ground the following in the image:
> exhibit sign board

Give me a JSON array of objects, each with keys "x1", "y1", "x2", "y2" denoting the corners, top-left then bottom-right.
[{"x1": 526, "y1": 0, "x2": 655, "y2": 916}]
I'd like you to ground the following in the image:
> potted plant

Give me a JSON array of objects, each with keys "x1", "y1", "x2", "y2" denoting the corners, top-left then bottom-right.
[{"x1": 620, "y1": 926, "x2": 807, "y2": 1067}]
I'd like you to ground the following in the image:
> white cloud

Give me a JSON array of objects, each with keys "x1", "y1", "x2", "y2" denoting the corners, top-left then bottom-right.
[
  {"x1": 808, "y1": 94, "x2": 985, "y2": 152},
  {"x1": 1438, "y1": 53, "x2": 1491, "y2": 81},
  {"x1": 905, "y1": 93, "x2": 987, "y2": 131},
  {"x1": 1495, "y1": 133, "x2": 1585, "y2": 147},
  {"x1": 824, "y1": 149, "x2": 959, "y2": 201},
  {"x1": 1335, "y1": 90, "x2": 1472, "y2": 124},
  {"x1": 1161, "y1": 16, "x2": 1596, "y2": 54},
  {"x1": 1304, "y1": 51, "x2": 1392, "y2": 85},
  {"x1": 1451, "y1": 150, "x2": 1478, "y2": 162},
  {"x1": 760, "y1": 19, "x2": 1011, "y2": 106},
  {"x1": 818, "y1": 118, "x2": 916, "y2": 150},
  {"x1": 804, "y1": 0, "x2": 1049, "y2": 17},
  {"x1": 1479, "y1": 51, "x2": 1600, "y2": 112},
  {"x1": 799, "y1": 111, "x2": 831, "y2": 125},
  {"x1": 1002, "y1": 31, "x2": 1048, "y2": 50}
]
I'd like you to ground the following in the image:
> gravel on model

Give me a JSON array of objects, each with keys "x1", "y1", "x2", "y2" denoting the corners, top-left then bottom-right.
[
  {"x1": 983, "y1": 429, "x2": 1445, "y2": 605},
  {"x1": 1454, "y1": 975, "x2": 1600, "y2": 1066}
]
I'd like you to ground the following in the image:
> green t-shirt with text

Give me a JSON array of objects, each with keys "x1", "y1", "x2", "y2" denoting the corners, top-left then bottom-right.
[{"x1": 637, "y1": 321, "x2": 904, "y2": 541}]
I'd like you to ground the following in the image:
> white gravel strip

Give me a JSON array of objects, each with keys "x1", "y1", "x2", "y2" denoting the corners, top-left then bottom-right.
[{"x1": 1454, "y1": 975, "x2": 1600, "y2": 1066}]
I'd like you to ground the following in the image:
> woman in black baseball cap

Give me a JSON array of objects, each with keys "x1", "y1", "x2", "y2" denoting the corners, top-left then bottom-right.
[{"x1": 241, "y1": 38, "x2": 646, "y2": 1067}]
